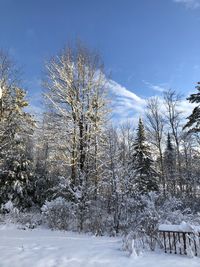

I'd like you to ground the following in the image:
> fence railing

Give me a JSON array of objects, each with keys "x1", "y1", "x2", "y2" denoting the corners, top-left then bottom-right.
[{"x1": 158, "y1": 224, "x2": 200, "y2": 256}]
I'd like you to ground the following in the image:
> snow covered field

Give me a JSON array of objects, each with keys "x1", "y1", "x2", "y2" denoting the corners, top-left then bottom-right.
[{"x1": 0, "y1": 225, "x2": 200, "y2": 267}]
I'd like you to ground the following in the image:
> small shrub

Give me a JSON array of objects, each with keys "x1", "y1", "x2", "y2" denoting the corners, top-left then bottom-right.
[{"x1": 41, "y1": 197, "x2": 73, "y2": 230}]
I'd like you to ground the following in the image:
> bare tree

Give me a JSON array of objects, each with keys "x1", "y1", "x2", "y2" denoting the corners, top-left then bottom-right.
[
  {"x1": 145, "y1": 97, "x2": 165, "y2": 191},
  {"x1": 163, "y1": 89, "x2": 183, "y2": 193},
  {"x1": 43, "y1": 43, "x2": 109, "y2": 230}
]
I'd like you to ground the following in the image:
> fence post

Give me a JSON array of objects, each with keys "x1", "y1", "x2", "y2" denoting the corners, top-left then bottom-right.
[
  {"x1": 168, "y1": 232, "x2": 172, "y2": 253},
  {"x1": 173, "y1": 232, "x2": 177, "y2": 254},
  {"x1": 182, "y1": 233, "x2": 187, "y2": 255},
  {"x1": 163, "y1": 232, "x2": 167, "y2": 253},
  {"x1": 178, "y1": 232, "x2": 182, "y2": 255}
]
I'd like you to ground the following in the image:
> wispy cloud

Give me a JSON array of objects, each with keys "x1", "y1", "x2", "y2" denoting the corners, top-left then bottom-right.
[
  {"x1": 108, "y1": 79, "x2": 195, "y2": 124},
  {"x1": 173, "y1": 0, "x2": 200, "y2": 9},
  {"x1": 143, "y1": 80, "x2": 168, "y2": 92},
  {"x1": 108, "y1": 80, "x2": 144, "y2": 104},
  {"x1": 108, "y1": 79, "x2": 146, "y2": 122}
]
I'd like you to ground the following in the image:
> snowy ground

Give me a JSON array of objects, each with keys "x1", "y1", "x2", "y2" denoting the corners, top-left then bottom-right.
[{"x1": 0, "y1": 225, "x2": 200, "y2": 267}]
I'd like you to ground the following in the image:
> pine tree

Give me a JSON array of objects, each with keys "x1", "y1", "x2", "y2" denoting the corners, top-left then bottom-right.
[
  {"x1": 184, "y1": 82, "x2": 200, "y2": 132},
  {"x1": 0, "y1": 87, "x2": 35, "y2": 209},
  {"x1": 130, "y1": 118, "x2": 159, "y2": 194},
  {"x1": 163, "y1": 133, "x2": 176, "y2": 195},
  {"x1": 0, "y1": 52, "x2": 35, "y2": 209}
]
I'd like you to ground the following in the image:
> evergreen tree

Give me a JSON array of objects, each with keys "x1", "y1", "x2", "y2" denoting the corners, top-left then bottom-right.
[
  {"x1": 184, "y1": 82, "x2": 200, "y2": 132},
  {"x1": 0, "y1": 52, "x2": 35, "y2": 209},
  {"x1": 0, "y1": 87, "x2": 35, "y2": 209},
  {"x1": 130, "y1": 118, "x2": 159, "y2": 194},
  {"x1": 163, "y1": 133, "x2": 176, "y2": 195}
]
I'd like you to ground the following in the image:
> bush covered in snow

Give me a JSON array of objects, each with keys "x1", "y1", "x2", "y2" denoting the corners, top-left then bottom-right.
[
  {"x1": 0, "y1": 201, "x2": 42, "y2": 229},
  {"x1": 41, "y1": 197, "x2": 74, "y2": 230},
  {"x1": 122, "y1": 230, "x2": 147, "y2": 256},
  {"x1": 1, "y1": 200, "x2": 19, "y2": 214},
  {"x1": 16, "y1": 212, "x2": 43, "y2": 229},
  {"x1": 122, "y1": 192, "x2": 199, "y2": 253}
]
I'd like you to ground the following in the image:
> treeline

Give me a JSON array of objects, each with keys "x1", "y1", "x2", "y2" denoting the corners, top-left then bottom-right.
[{"x1": 0, "y1": 44, "x2": 200, "y2": 236}]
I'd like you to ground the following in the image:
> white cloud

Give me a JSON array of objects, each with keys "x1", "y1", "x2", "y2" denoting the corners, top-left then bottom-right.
[
  {"x1": 177, "y1": 99, "x2": 196, "y2": 117},
  {"x1": 173, "y1": 0, "x2": 200, "y2": 9},
  {"x1": 107, "y1": 79, "x2": 146, "y2": 122},
  {"x1": 108, "y1": 80, "x2": 144, "y2": 104},
  {"x1": 108, "y1": 79, "x2": 195, "y2": 124},
  {"x1": 143, "y1": 80, "x2": 167, "y2": 92}
]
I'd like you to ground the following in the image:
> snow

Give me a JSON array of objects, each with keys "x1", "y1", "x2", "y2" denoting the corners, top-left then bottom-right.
[
  {"x1": 0, "y1": 224, "x2": 200, "y2": 267},
  {"x1": 159, "y1": 222, "x2": 200, "y2": 232},
  {"x1": 3, "y1": 201, "x2": 14, "y2": 212}
]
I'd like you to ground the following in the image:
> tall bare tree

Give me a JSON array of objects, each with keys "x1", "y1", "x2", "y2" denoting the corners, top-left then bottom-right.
[
  {"x1": 145, "y1": 97, "x2": 165, "y2": 191},
  {"x1": 163, "y1": 89, "x2": 183, "y2": 193},
  {"x1": 43, "y1": 43, "x2": 109, "y2": 230}
]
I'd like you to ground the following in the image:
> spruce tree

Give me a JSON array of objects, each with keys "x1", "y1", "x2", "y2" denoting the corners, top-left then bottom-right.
[
  {"x1": 0, "y1": 87, "x2": 35, "y2": 209},
  {"x1": 0, "y1": 52, "x2": 35, "y2": 209},
  {"x1": 130, "y1": 118, "x2": 159, "y2": 194},
  {"x1": 163, "y1": 133, "x2": 176, "y2": 195},
  {"x1": 184, "y1": 82, "x2": 200, "y2": 132}
]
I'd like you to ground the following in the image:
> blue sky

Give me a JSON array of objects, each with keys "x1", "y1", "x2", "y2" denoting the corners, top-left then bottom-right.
[{"x1": 0, "y1": 0, "x2": 200, "y2": 119}]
